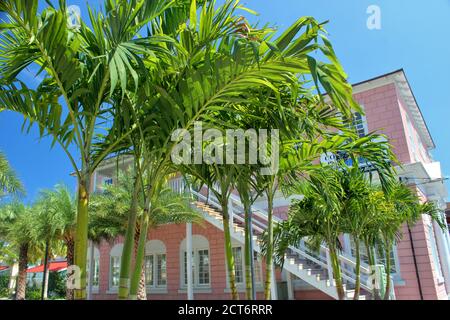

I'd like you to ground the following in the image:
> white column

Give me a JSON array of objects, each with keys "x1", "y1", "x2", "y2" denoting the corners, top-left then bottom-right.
[
  {"x1": 286, "y1": 271, "x2": 294, "y2": 300},
  {"x1": 270, "y1": 263, "x2": 277, "y2": 300},
  {"x1": 433, "y1": 220, "x2": 450, "y2": 294},
  {"x1": 186, "y1": 223, "x2": 194, "y2": 300},
  {"x1": 8, "y1": 263, "x2": 18, "y2": 292},
  {"x1": 228, "y1": 198, "x2": 234, "y2": 234}
]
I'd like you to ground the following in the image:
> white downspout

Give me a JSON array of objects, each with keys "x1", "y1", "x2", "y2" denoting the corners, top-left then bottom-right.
[{"x1": 186, "y1": 223, "x2": 194, "y2": 300}]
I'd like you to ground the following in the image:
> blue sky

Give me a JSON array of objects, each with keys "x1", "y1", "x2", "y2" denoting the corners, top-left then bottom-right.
[{"x1": 1, "y1": 0, "x2": 450, "y2": 203}]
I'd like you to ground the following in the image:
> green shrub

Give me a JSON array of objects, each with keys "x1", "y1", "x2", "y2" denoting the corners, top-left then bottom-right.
[
  {"x1": 0, "y1": 273, "x2": 10, "y2": 298},
  {"x1": 48, "y1": 271, "x2": 65, "y2": 299},
  {"x1": 25, "y1": 285, "x2": 41, "y2": 300}
]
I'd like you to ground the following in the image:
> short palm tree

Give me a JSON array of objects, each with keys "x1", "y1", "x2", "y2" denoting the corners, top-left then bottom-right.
[
  {"x1": 88, "y1": 169, "x2": 201, "y2": 300},
  {"x1": 34, "y1": 185, "x2": 76, "y2": 299},
  {"x1": 0, "y1": 202, "x2": 39, "y2": 300},
  {"x1": 366, "y1": 182, "x2": 444, "y2": 300}
]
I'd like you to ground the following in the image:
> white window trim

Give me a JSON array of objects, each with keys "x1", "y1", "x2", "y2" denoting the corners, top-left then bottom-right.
[
  {"x1": 145, "y1": 253, "x2": 167, "y2": 289},
  {"x1": 86, "y1": 247, "x2": 100, "y2": 293},
  {"x1": 108, "y1": 244, "x2": 123, "y2": 292},
  {"x1": 180, "y1": 247, "x2": 211, "y2": 289}
]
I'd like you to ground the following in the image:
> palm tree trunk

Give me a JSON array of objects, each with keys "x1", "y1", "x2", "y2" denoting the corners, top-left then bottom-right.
[
  {"x1": 243, "y1": 202, "x2": 252, "y2": 300},
  {"x1": 129, "y1": 211, "x2": 150, "y2": 299},
  {"x1": 41, "y1": 240, "x2": 50, "y2": 300},
  {"x1": 65, "y1": 237, "x2": 75, "y2": 300},
  {"x1": 137, "y1": 264, "x2": 147, "y2": 300},
  {"x1": 118, "y1": 175, "x2": 141, "y2": 299},
  {"x1": 222, "y1": 200, "x2": 238, "y2": 300},
  {"x1": 329, "y1": 246, "x2": 345, "y2": 300},
  {"x1": 383, "y1": 242, "x2": 392, "y2": 300},
  {"x1": 264, "y1": 191, "x2": 274, "y2": 300},
  {"x1": 352, "y1": 237, "x2": 361, "y2": 300},
  {"x1": 74, "y1": 173, "x2": 90, "y2": 300},
  {"x1": 133, "y1": 221, "x2": 147, "y2": 300},
  {"x1": 15, "y1": 243, "x2": 28, "y2": 300},
  {"x1": 364, "y1": 239, "x2": 380, "y2": 300}
]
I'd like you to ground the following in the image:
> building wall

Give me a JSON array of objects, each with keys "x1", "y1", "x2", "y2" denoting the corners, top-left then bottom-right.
[
  {"x1": 354, "y1": 83, "x2": 411, "y2": 164},
  {"x1": 92, "y1": 221, "x2": 271, "y2": 300}
]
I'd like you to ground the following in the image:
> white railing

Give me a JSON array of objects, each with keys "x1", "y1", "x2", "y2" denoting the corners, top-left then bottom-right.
[{"x1": 168, "y1": 177, "x2": 394, "y2": 297}]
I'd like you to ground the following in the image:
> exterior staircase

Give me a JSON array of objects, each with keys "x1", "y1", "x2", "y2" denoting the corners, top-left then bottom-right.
[{"x1": 169, "y1": 178, "x2": 392, "y2": 300}]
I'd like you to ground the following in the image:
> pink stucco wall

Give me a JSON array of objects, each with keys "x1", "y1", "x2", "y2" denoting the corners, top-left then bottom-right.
[
  {"x1": 354, "y1": 83, "x2": 412, "y2": 164},
  {"x1": 92, "y1": 221, "x2": 273, "y2": 300}
]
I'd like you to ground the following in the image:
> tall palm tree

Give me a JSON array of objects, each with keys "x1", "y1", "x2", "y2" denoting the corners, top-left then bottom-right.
[
  {"x1": 0, "y1": 151, "x2": 24, "y2": 199},
  {"x1": 0, "y1": 0, "x2": 177, "y2": 299}
]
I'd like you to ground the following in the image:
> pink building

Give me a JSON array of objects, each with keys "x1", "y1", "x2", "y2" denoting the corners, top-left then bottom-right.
[{"x1": 89, "y1": 69, "x2": 450, "y2": 300}]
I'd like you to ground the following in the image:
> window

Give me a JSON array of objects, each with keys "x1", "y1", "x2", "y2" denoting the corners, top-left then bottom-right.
[
  {"x1": 180, "y1": 235, "x2": 211, "y2": 288},
  {"x1": 87, "y1": 246, "x2": 100, "y2": 288},
  {"x1": 157, "y1": 254, "x2": 167, "y2": 286},
  {"x1": 375, "y1": 245, "x2": 398, "y2": 274},
  {"x1": 144, "y1": 255, "x2": 154, "y2": 286},
  {"x1": 232, "y1": 247, "x2": 244, "y2": 284},
  {"x1": 405, "y1": 114, "x2": 418, "y2": 162},
  {"x1": 145, "y1": 240, "x2": 167, "y2": 289},
  {"x1": 109, "y1": 243, "x2": 123, "y2": 289},
  {"x1": 350, "y1": 238, "x2": 370, "y2": 265},
  {"x1": 350, "y1": 112, "x2": 368, "y2": 138},
  {"x1": 110, "y1": 256, "x2": 120, "y2": 287},
  {"x1": 198, "y1": 250, "x2": 210, "y2": 285},
  {"x1": 428, "y1": 224, "x2": 444, "y2": 281}
]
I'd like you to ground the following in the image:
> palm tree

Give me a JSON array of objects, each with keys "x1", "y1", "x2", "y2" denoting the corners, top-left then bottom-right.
[
  {"x1": 0, "y1": 202, "x2": 39, "y2": 300},
  {"x1": 34, "y1": 185, "x2": 76, "y2": 299},
  {"x1": 366, "y1": 182, "x2": 444, "y2": 300},
  {"x1": 0, "y1": 0, "x2": 177, "y2": 299},
  {"x1": 0, "y1": 151, "x2": 24, "y2": 199},
  {"x1": 88, "y1": 169, "x2": 201, "y2": 300}
]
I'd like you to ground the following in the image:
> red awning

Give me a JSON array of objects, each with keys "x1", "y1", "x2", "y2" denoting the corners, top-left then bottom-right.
[
  {"x1": 0, "y1": 266, "x2": 9, "y2": 271},
  {"x1": 27, "y1": 261, "x2": 68, "y2": 273}
]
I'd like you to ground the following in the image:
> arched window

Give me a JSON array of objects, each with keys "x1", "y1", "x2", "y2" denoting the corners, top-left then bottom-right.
[
  {"x1": 86, "y1": 246, "x2": 100, "y2": 289},
  {"x1": 144, "y1": 240, "x2": 167, "y2": 288},
  {"x1": 109, "y1": 243, "x2": 123, "y2": 289},
  {"x1": 180, "y1": 235, "x2": 210, "y2": 288}
]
